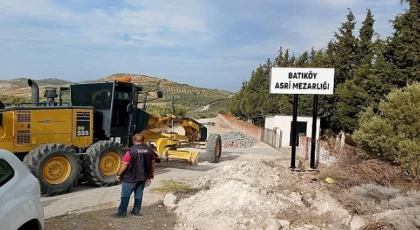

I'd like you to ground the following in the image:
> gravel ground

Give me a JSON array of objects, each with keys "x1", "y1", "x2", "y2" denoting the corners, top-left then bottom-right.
[
  {"x1": 221, "y1": 131, "x2": 257, "y2": 148},
  {"x1": 41, "y1": 117, "x2": 288, "y2": 229},
  {"x1": 44, "y1": 203, "x2": 177, "y2": 230},
  {"x1": 173, "y1": 158, "x2": 350, "y2": 230}
]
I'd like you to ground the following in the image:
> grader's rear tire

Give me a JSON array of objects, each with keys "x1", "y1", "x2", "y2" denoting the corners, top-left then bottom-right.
[
  {"x1": 23, "y1": 143, "x2": 82, "y2": 197},
  {"x1": 206, "y1": 134, "x2": 222, "y2": 163},
  {"x1": 82, "y1": 141, "x2": 125, "y2": 187}
]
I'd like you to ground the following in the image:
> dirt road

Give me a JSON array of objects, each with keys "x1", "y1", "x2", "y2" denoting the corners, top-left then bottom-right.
[{"x1": 43, "y1": 118, "x2": 286, "y2": 229}]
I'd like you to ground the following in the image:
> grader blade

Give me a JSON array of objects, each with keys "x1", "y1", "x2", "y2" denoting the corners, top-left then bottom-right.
[{"x1": 165, "y1": 149, "x2": 200, "y2": 165}]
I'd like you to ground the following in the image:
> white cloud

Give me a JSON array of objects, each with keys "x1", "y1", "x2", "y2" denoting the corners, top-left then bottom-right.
[
  {"x1": 315, "y1": 0, "x2": 360, "y2": 7},
  {"x1": 124, "y1": 0, "x2": 209, "y2": 32},
  {"x1": 247, "y1": 0, "x2": 406, "y2": 57},
  {"x1": 0, "y1": 0, "x2": 211, "y2": 48},
  {"x1": 222, "y1": 37, "x2": 297, "y2": 61}
]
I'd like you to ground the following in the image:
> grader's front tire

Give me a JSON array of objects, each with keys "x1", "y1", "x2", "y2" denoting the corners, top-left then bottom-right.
[
  {"x1": 82, "y1": 141, "x2": 125, "y2": 187},
  {"x1": 206, "y1": 134, "x2": 222, "y2": 163},
  {"x1": 23, "y1": 143, "x2": 82, "y2": 197}
]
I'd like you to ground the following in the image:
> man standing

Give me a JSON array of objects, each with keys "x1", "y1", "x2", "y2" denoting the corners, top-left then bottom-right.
[{"x1": 113, "y1": 134, "x2": 156, "y2": 217}]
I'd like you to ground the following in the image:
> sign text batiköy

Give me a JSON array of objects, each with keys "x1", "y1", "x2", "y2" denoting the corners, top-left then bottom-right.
[{"x1": 269, "y1": 67, "x2": 335, "y2": 95}]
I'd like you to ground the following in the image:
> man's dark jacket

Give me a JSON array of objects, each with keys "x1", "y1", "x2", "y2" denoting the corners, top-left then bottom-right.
[{"x1": 121, "y1": 144, "x2": 154, "y2": 183}]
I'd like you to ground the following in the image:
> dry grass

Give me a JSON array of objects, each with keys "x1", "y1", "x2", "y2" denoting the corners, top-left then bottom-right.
[
  {"x1": 334, "y1": 183, "x2": 420, "y2": 228},
  {"x1": 362, "y1": 221, "x2": 398, "y2": 230},
  {"x1": 379, "y1": 207, "x2": 420, "y2": 230},
  {"x1": 308, "y1": 136, "x2": 420, "y2": 229},
  {"x1": 336, "y1": 184, "x2": 400, "y2": 215},
  {"x1": 151, "y1": 179, "x2": 194, "y2": 193},
  {"x1": 316, "y1": 159, "x2": 402, "y2": 189},
  {"x1": 275, "y1": 207, "x2": 337, "y2": 227},
  {"x1": 315, "y1": 145, "x2": 420, "y2": 220},
  {"x1": 317, "y1": 135, "x2": 420, "y2": 190},
  {"x1": 382, "y1": 190, "x2": 420, "y2": 209},
  {"x1": 349, "y1": 160, "x2": 402, "y2": 186},
  {"x1": 349, "y1": 184, "x2": 400, "y2": 202},
  {"x1": 261, "y1": 159, "x2": 278, "y2": 168}
]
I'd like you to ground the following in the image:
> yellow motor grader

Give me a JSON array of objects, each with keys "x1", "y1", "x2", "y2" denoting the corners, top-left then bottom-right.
[{"x1": 0, "y1": 77, "x2": 222, "y2": 196}]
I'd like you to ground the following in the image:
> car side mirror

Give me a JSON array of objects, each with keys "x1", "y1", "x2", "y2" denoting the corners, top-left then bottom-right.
[
  {"x1": 136, "y1": 86, "x2": 143, "y2": 92},
  {"x1": 156, "y1": 90, "x2": 163, "y2": 98}
]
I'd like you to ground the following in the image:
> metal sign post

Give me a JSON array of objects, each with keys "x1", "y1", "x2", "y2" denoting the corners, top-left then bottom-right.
[
  {"x1": 290, "y1": 94, "x2": 299, "y2": 170},
  {"x1": 310, "y1": 94, "x2": 318, "y2": 169},
  {"x1": 269, "y1": 67, "x2": 335, "y2": 171}
]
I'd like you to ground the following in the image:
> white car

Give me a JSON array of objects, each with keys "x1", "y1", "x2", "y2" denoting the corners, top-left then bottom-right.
[{"x1": 0, "y1": 149, "x2": 44, "y2": 230}]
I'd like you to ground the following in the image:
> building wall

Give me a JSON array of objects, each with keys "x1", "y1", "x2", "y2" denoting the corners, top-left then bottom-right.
[
  {"x1": 217, "y1": 114, "x2": 262, "y2": 140},
  {"x1": 265, "y1": 115, "x2": 321, "y2": 147},
  {"x1": 264, "y1": 116, "x2": 275, "y2": 129},
  {"x1": 299, "y1": 136, "x2": 336, "y2": 167}
]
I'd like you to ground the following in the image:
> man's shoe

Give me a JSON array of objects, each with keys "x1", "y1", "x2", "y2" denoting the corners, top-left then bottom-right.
[
  {"x1": 112, "y1": 213, "x2": 127, "y2": 218},
  {"x1": 130, "y1": 210, "x2": 143, "y2": 216}
]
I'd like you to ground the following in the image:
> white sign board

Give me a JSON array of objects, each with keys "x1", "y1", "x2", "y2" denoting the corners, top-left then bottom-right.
[{"x1": 269, "y1": 67, "x2": 335, "y2": 95}]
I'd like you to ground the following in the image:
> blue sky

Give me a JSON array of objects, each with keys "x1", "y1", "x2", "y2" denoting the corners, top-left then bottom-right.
[{"x1": 0, "y1": 0, "x2": 408, "y2": 92}]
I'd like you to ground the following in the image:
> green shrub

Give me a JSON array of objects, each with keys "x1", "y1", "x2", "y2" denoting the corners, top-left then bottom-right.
[
  {"x1": 0, "y1": 95, "x2": 31, "y2": 105},
  {"x1": 145, "y1": 104, "x2": 186, "y2": 117},
  {"x1": 353, "y1": 82, "x2": 420, "y2": 177}
]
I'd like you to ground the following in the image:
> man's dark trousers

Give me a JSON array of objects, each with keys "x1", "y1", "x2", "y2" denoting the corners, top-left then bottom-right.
[{"x1": 117, "y1": 181, "x2": 146, "y2": 215}]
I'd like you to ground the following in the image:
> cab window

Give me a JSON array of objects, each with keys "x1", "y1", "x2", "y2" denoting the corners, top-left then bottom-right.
[{"x1": 0, "y1": 159, "x2": 14, "y2": 187}]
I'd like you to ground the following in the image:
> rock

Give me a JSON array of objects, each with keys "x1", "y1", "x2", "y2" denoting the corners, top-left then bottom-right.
[
  {"x1": 350, "y1": 216, "x2": 367, "y2": 230},
  {"x1": 278, "y1": 220, "x2": 290, "y2": 230},
  {"x1": 163, "y1": 193, "x2": 177, "y2": 206},
  {"x1": 166, "y1": 204, "x2": 177, "y2": 211},
  {"x1": 265, "y1": 218, "x2": 282, "y2": 230}
]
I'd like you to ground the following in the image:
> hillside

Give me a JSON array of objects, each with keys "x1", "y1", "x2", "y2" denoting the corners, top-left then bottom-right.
[{"x1": 0, "y1": 73, "x2": 232, "y2": 117}]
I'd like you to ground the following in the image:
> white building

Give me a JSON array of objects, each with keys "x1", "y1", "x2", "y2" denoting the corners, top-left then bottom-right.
[{"x1": 264, "y1": 115, "x2": 321, "y2": 148}]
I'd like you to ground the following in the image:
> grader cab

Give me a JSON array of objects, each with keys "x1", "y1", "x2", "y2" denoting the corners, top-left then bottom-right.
[{"x1": 0, "y1": 77, "x2": 222, "y2": 196}]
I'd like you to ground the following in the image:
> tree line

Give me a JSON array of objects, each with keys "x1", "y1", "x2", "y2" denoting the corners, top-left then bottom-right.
[{"x1": 229, "y1": 0, "x2": 420, "y2": 135}]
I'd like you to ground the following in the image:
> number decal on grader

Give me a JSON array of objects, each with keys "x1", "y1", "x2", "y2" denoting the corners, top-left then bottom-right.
[{"x1": 0, "y1": 77, "x2": 222, "y2": 196}]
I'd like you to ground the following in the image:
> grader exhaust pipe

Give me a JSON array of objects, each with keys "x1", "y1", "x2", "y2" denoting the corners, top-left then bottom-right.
[{"x1": 27, "y1": 79, "x2": 39, "y2": 106}]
